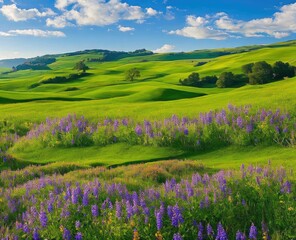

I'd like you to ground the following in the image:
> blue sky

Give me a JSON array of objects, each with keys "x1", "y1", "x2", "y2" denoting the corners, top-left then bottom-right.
[{"x1": 0, "y1": 0, "x2": 296, "y2": 59}]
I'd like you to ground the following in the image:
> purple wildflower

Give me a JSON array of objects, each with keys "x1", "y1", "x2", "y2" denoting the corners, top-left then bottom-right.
[
  {"x1": 75, "y1": 232, "x2": 83, "y2": 240},
  {"x1": 115, "y1": 201, "x2": 122, "y2": 219},
  {"x1": 91, "y1": 205, "x2": 99, "y2": 217},
  {"x1": 249, "y1": 223, "x2": 257, "y2": 239},
  {"x1": 39, "y1": 211, "x2": 47, "y2": 227},
  {"x1": 207, "y1": 224, "x2": 214, "y2": 237},
  {"x1": 75, "y1": 220, "x2": 81, "y2": 229},
  {"x1": 216, "y1": 222, "x2": 227, "y2": 240},
  {"x1": 173, "y1": 233, "x2": 183, "y2": 240},
  {"x1": 236, "y1": 231, "x2": 246, "y2": 240},
  {"x1": 32, "y1": 228, "x2": 40, "y2": 240},
  {"x1": 198, "y1": 222, "x2": 204, "y2": 240},
  {"x1": 63, "y1": 228, "x2": 71, "y2": 240}
]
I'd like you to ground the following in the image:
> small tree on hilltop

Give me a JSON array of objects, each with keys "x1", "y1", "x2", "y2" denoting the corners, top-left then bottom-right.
[
  {"x1": 125, "y1": 68, "x2": 141, "y2": 81},
  {"x1": 216, "y1": 72, "x2": 235, "y2": 88},
  {"x1": 74, "y1": 61, "x2": 89, "y2": 73}
]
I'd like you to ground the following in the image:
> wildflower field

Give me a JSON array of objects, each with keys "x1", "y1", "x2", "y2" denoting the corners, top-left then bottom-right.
[{"x1": 0, "y1": 41, "x2": 296, "y2": 239}]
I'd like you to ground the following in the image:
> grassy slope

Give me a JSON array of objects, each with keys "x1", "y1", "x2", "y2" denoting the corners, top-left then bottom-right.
[{"x1": 1, "y1": 40, "x2": 296, "y2": 171}]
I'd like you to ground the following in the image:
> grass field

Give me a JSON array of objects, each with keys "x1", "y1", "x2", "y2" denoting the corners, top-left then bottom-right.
[
  {"x1": 0, "y1": 40, "x2": 296, "y2": 169},
  {"x1": 0, "y1": 40, "x2": 296, "y2": 240}
]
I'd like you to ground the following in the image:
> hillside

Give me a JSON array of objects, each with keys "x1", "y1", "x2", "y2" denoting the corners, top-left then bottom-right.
[{"x1": 0, "y1": 40, "x2": 295, "y2": 240}]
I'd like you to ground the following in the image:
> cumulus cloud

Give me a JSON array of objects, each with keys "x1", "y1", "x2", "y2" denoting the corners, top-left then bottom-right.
[
  {"x1": 47, "y1": 0, "x2": 158, "y2": 28},
  {"x1": 169, "y1": 15, "x2": 229, "y2": 40},
  {"x1": 146, "y1": 7, "x2": 159, "y2": 16},
  {"x1": 0, "y1": 29, "x2": 65, "y2": 37},
  {"x1": 118, "y1": 25, "x2": 134, "y2": 32},
  {"x1": 153, "y1": 44, "x2": 175, "y2": 53},
  {"x1": 0, "y1": 4, "x2": 55, "y2": 21},
  {"x1": 169, "y1": 2, "x2": 296, "y2": 40}
]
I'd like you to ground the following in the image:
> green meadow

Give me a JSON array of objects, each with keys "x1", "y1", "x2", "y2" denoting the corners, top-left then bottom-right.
[
  {"x1": 0, "y1": 40, "x2": 296, "y2": 171},
  {"x1": 1, "y1": 40, "x2": 296, "y2": 240}
]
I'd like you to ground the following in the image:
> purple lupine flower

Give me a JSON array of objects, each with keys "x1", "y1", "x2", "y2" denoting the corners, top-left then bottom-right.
[
  {"x1": 32, "y1": 228, "x2": 40, "y2": 240},
  {"x1": 171, "y1": 204, "x2": 184, "y2": 227},
  {"x1": 23, "y1": 224, "x2": 30, "y2": 234},
  {"x1": 281, "y1": 181, "x2": 292, "y2": 194},
  {"x1": 82, "y1": 190, "x2": 89, "y2": 206},
  {"x1": 216, "y1": 222, "x2": 227, "y2": 240},
  {"x1": 236, "y1": 231, "x2": 246, "y2": 240},
  {"x1": 126, "y1": 200, "x2": 133, "y2": 219},
  {"x1": 115, "y1": 201, "x2": 122, "y2": 219},
  {"x1": 246, "y1": 124, "x2": 253, "y2": 133},
  {"x1": 63, "y1": 228, "x2": 71, "y2": 240},
  {"x1": 39, "y1": 211, "x2": 47, "y2": 227},
  {"x1": 184, "y1": 128, "x2": 189, "y2": 136},
  {"x1": 47, "y1": 202, "x2": 53, "y2": 213},
  {"x1": 198, "y1": 222, "x2": 204, "y2": 240},
  {"x1": 155, "y1": 209, "x2": 163, "y2": 231},
  {"x1": 75, "y1": 232, "x2": 83, "y2": 240},
  {"x1": 135, "y1": 125, "x2": 143, "y2": 136},
  {"x1": 91, "y1": 205, "x2": 99, "y2": 217},
  {"x1": 207, "y1": 224, "x2": 214, "y2": 237},
  {"x1": 173, "y1": 233, "x2": 183, "y2": 240},
  {"x1": 236, "y1": 116, "x2": 243, "y2": 128},
  {"x1": 249, "y1": 223, "x2": 257, "y2": 239},
  {"x1": 75, "y1": 220, "x2": 81, "y2": 229}
]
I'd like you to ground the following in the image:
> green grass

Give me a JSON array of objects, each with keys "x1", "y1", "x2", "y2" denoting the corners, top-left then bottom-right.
[{"x1": 1, "y1": 40, "x2": 296, "y2": 172}]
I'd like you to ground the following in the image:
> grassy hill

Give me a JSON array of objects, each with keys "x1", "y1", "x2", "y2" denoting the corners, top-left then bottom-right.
[{"x1": 0, "y1": 40, "x2": 296, "y2": 171}]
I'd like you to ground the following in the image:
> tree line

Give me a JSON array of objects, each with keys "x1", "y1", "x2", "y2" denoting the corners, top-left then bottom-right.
[{"x1": 179, "y1": 61, "x2": 296, "y2": 88}]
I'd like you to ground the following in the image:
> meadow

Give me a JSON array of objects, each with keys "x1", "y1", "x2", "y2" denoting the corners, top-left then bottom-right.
[{"x1": 0, "y1": 40, "x2": 295, "y2": 239}]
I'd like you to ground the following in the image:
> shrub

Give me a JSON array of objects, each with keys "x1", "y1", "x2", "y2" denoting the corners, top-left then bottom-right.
[
  {"x1": 179, "y1": 72, "x2": 200, "y2": 86},
  {"x1": 248, "y1": 61, "x2": 273, "y2": 85},
  {"x1": 216, "y1": 72, "x2": 235, "y2": 88}
]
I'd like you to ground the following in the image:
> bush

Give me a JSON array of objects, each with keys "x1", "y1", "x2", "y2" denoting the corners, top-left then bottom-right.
[
  {"x1": 248, "y1": 61, "x2": 273, "y2": 85},
  {"x1": 179, "y1": 72, "x2": 200, "y2": 86},
  {"x1": 273, "y1": 61, "x2": 295, "y2": 80},
  {"x1": 216, "y1": 72, "x2": 235, "y2": 88}
]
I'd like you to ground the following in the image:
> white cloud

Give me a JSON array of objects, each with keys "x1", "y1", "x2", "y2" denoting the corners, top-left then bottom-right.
[
  {"x1": 0, "y1": 4, "x2": 55, "y2": 21},
  {"x1": 46, "y1": 15, "x2": 71, "y2": 28},
  {"x1": 169, "y1": 2, "x2": 296, "y2": 40},
  {"x1": 153, "y1": 44, "x2": 175, "y2": 53},
  {"x1": 146, "y1": 7, "x2": 159, "y2": 16},
  {"x1": 48, "y1": 0, "x2": 158, "y2": 28},
  {"x1": 118, "y1": 25, "x2": 134, "y2": 32},
  {"x1": 169, "y1": 15, "x2": 229, "y2": 40},
  {"x1": 0, "y1": 29, "x2": 65, "y2": 37}
]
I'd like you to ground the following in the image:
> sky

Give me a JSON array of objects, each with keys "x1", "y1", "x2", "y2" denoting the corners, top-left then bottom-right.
[{"x1": 0, "y1": 0, "x2": 296, "y2": 59}]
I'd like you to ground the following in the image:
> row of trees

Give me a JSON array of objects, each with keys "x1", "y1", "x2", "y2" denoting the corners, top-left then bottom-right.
[
  {"x1": 180, "y1": 61, "x2": 296, "y2": 88},
  {"x1": 242, "y1": 61, "x2": 295, "y2": 84}
]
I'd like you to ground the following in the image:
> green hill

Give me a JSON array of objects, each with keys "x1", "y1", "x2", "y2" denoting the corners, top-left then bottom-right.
[{"x1": 0, "y1": 39, "x2": 296, "y2": 171}]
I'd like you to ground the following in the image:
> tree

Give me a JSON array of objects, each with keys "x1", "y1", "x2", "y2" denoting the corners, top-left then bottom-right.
[
  {"x1": 201, "y1": 75, "x2": 218, "y2": 84},
  {"x1": 248, "y1": 61, "x2": 273, "y2": 85},
  {"x1": 74, "y1": 61, "x2": 89, "y2": 73},
  {"x1": 242, "y1": 63, "x2": 254, "y2": 75},
  {"x1": 273, "y1": 61, "x2": 295, "y2": 80},
  {"x1": 179, "y1": 72, "x2": 200, "y2": 86},
  {"x1": 216, "y1": 72, "x2": 235, "y2": 88},
  {"x1": 125, "y1": 68, "x2": 141, "y2": 81}
]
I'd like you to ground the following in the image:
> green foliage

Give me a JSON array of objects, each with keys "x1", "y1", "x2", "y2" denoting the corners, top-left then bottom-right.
[
  {"x1": 200, "y1": 75, "x2": 218, "y2": 85},
  {"x1": 242, "y1": 63, "x2": 254, "y2": 75},
  {"x1": 125, "y1": 68, "x2": 141, "y2": 81},
  {"x1": 216, "y1": 72, "x2": 235, "y2": 88},
  {"x1": 273, "y1": 61, "x2": 295, "y2": 80},
  {"x1": 248, "y1": 61, "x2": 273, "y2": 85},
  {"x1": 179, "y1": 72, "x2": 200, "y2": 86},
  {"x1": 15, "y1": 57, "x2": 56, "y2": 71},
  {"x1": 74, "y1": 61, "x2": 89, "y2": 73}
]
